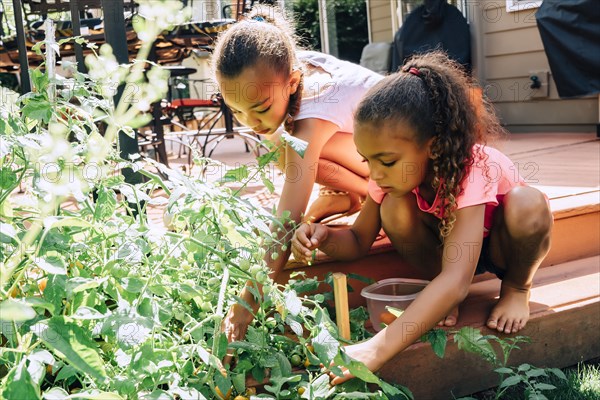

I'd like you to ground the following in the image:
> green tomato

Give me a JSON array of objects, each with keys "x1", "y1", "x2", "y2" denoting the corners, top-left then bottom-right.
[
  {"x1": 265, "y1": 317, "x2": 277, "y2": 329},
  {"x1": 238, "y1": 258, "x2": 251, "y2": 271},
  {"x1": 200, "y1": 301, "x2": 212, "y2": 312},
  {"x1": 249, "y1": 265, "x2": 263, "y2": 276},
  {"x1": 186, "y1": 252, "x2": 195, "y2": 263},
  {"x1": 207, "y1": 277, "x2": 220, "y2": 287},
  {"x1": 270, "y1": 252, "x2": 279, "y2": 261},
  {"x1": 254, "y1": 248, "x2": 266, "y2": 259},
  {"x1": 290, "y1": 354, "x2": 302, "y2": 366},
  {"x1": 255, "y1": 271, "x2": 268, "y2": 283}
]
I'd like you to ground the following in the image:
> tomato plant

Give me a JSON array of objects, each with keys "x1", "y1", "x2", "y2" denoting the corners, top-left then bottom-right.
[{"x1": 0, "y1": 2, "x2": 412, "y2": 399}]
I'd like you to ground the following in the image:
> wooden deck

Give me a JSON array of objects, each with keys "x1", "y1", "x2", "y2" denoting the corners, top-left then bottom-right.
[{"x1": 158, "y1": 132, "x2": 599, "y2": 397}]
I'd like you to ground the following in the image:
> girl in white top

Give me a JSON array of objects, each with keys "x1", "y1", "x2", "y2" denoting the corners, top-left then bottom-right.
[{"x1": 211, "y1": 6, "x2": 382, "y2": 342}]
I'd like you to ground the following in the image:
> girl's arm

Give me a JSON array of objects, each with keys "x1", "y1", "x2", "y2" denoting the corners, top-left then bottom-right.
[
  {"x1": 292, "y1": 196, "x2": 382, "y2": 263},
  {"x1": 319, "y1": 196, "x2": 382, "y2": 260},
  {"x1": 332, "y1": 204, "x2": 486, "y2": 383},
  {"x1": 222, "y1": 118, "x2": 339, "y2": 345},
  {"x1": 265, "y1": 118, "x2": 340, "y2": 278}
]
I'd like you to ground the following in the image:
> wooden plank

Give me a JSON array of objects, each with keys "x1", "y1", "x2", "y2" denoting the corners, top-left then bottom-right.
[
  {"x1": 499, "y1": 133, "x2": 598, "y2": 155},
  {"x1": 481, "y1": 4, "x2": 538, "y2": 34},
  {"x1": 484, "y1": 27, "x2": 543, "y2": 57},
  {"x1": 379, "y1": 301, "x2": 600, "y2": 399},
  {"x1": 376, "y1": 256, "x2": 600, "y2": 398},
  {"x1": 368, "y1": 2, "x2": 392, "y2": 20},
  {"x1": 332, "y1": 273, "x2": 351, "y2": 340},
  {"x1": 493, "y1": 98, "x2": 598, "y2": 124},
  {"x1": 543, "y1": 213, "x2": 600, "y2": 267},
  {"x1": 484, "y1": 51, "x2": 548, "y2": 80}
]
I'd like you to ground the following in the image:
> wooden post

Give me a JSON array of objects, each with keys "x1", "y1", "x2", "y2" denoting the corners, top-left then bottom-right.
[
  {"x1": 11, "y1": 0, "x2": 31, "y2": 93},
  {"x1": 332, "y1": 272, "x2": 350, "y2": 340}
]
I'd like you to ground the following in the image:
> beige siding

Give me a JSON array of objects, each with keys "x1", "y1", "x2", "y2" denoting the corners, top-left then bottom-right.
[
  {"x1": 474, "y1": 0, "x2": 597, "y2": 130},
  {"x1": 366, "y1": 0, "x2": 599, "y2": 131},
  {"x1": 368, "y1": 0, "x2": 393, "y2": 43}
]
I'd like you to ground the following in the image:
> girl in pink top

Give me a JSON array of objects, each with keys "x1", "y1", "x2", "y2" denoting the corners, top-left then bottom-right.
[{"x1": 292, "y1": 52, "x2": 553, "y2": 384}]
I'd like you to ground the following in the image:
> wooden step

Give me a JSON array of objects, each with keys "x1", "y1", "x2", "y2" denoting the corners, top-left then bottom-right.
[
  {"x1": 282, "y1": 185, "x2": 600, "y2": 299},
  {"x1": 278, "y1": 185, "x2": 599, "y2": 398},
  {"x1": 377, "y1": 256, "x2": 600, "y2": 399}
]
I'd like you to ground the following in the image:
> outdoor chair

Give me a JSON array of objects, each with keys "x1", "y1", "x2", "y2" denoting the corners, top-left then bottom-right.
[{"x1": 162, "y1": 76, "x2": 267, "y2": 171}]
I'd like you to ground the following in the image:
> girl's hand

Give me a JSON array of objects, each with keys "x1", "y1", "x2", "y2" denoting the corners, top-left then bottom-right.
[
  {"x1": 330, "y1": 340, "x2": 385, "y2": 385},
  {"x1": 291, "y1": 222, "x2": 328, "y2": 263}
]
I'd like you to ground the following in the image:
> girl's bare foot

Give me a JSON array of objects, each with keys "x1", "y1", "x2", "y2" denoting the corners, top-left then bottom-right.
[
  {"x1": 437, "y1": 306, "x2": 459, "y2": 327},
  {"x1": 487, "y1": 284, "x2": 530, "y2": 334},
  {"x1": 305, "y1": 188, "x2": 362, "y2": 223}
]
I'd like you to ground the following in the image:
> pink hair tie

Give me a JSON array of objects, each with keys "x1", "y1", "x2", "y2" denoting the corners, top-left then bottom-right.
[{"x1": 408, "y1": 67, "x2": 421, "y2": 77}]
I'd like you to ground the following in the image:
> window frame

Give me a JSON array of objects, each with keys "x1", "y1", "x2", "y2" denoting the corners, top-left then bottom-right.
[{"x1": 506, "y1": 0, "x2": 542, "y2": 13}]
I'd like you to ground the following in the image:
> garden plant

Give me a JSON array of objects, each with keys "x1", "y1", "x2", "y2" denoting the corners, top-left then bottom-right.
[
  {"x1": 0, "y1": 1, "x2": 409, "y2": 399},
  {"x1": 421, "y1": 327, "x2": 568, "y2": 400}
]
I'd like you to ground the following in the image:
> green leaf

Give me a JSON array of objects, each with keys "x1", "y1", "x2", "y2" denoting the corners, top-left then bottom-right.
[
  {"x1": 0, "y1": 299, "x2": 37, "y2": 322},
  {"x1": 494, "y1": 367, "x2": 513, "y2": 374},
  {"x1": 526, "y1": 368, "x2": 547, "y2": 378},
  {"x1": 0, "y1": 222, "x2": 18, "y2": 243},
  {"x1": 54, "y1": 365, "x2": 77, "y2": 381},
  {"x1": 424, "y1": 329, "x2": 447, "y2": 358},
  {"x1": 518, "y1": 363, "x2": 532, "y2": 372},
  {"x1": 281, "y1": 132, "x2": 308, "y2": 158},
  {"x1": 231, "y1": 372, "x2": 246, "y2": 395},
  {"x1": 43, "y1": 216, "x2": 93, "y2": 230},
  {"x1": 313, "y1": 326, "x2": 339, "y2": 364},
  {"x1": 454, "y1": 327, "x2": 497, "y2": 364},
  {"x1": 221, "y1": 166, "x2": 249, "y2": 183},
  {"x1": 1, "y1": 359, "x2": 41, "y2": 400},
  {"x1": 548, "y1": 368, "x2": 567, "y2": 380},
  {"x1": 42, "y1": 387, "x2": 70, "y2": 399},
  {"x1": 31, "y1": 69, "x2": 49, "y2": 92},
  {"x1": 30, "y1": 316, "x2": 107, "y2": 383},
  {"x1": 94, "y1": 186, "x2": 117, "y2": 220},
  {"x1": 196, "y1": 344, "x2": 225, "y2": 373},
  {"x1": 72, "y1": 306, "x2": 108, "y2": 320},
  {"x1": 0, "y1": 168, "x2": 17, "y2": 190},
  {"x1": 284, "y1": 290, "x2": 302, "y2": 317},
  {"x1": 66, "y1": 391, "x2": 125, "y2": 399},
  {"x1": 533, "y1": 383, "x2": 556, "y2": 391},
  {"x1": 23, "y1": 297, "x2": 56, "y2": 315},
  {"x1": 257, "y1": 150, "x2": 278, "y2": 167},
  {"x1": 275, "y1": 352, "x2": 292, "y2": 377},
  {"x1": 22, "y1": 98, "x2": 52, "y2": 123},
  {"x1": 261, "y1": 174, "x2": 275, "y2": 193},
  {"x1": 35, "y1": 255, "x2": 67, "y2": 275},
  {"x1": 311, "y1": 374, "x2": 335, "y2": 398},
  {"x1": 499, "y1": 375, "x2": 522, "y2": 389}
]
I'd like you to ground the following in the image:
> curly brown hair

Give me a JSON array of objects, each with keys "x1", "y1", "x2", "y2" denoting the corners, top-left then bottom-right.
[{"x1": 355, "y1": 51, "x2": 505, "y2": 237}]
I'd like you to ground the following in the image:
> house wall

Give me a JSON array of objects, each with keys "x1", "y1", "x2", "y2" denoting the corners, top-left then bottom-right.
[
  {"x1": 367, "y1": 0, "x2": 394, "y2": 42},
  {"x1": 473, "y1": 0, "x2": 597, "y2": 132},
  {"x1": 366, "y1": 0, "x2": 599, "y2": 132}
]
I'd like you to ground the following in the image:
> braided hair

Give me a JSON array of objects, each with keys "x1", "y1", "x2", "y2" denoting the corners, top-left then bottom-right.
[{"x1": 355, "y1": 51, "x2": 504, "y2": 237}]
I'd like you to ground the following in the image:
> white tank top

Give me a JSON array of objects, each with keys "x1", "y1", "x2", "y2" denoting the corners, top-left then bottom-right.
[{"x1": 294, "y1": 51, "x2": 384, "y2": 133}]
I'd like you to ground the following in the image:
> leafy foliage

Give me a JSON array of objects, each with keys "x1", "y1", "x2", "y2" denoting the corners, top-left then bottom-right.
[
  {"x1": 292, "y1": 0, "x2": 369, "y2": 64},
  {"x1": 422, "y1": 328, "x2": 567, "y2": 400},
  {"x1": 0, "y1": 3, "x2": 407, "y2": 398}
]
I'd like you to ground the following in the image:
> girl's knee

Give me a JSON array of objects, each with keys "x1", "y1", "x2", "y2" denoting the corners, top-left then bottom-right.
[{"x1": 503, "y1": 186, "x2": 552, "y2": 238}]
